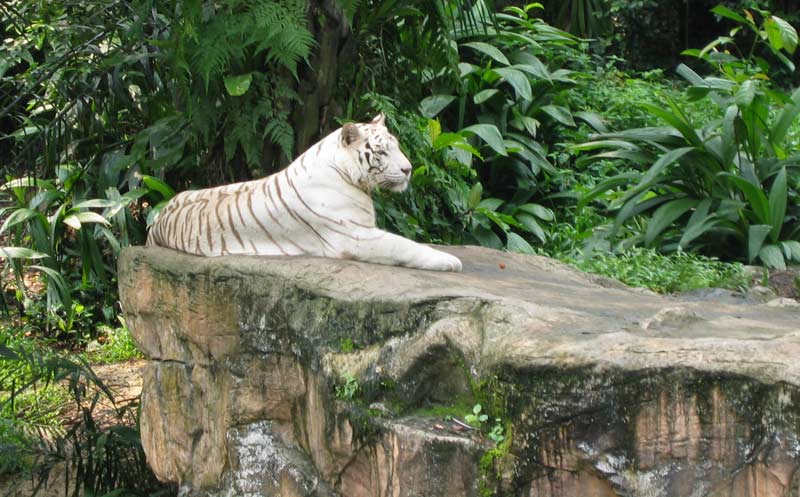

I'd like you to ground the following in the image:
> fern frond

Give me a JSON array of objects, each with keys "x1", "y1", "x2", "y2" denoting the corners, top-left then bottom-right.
[
  {"x1": 191, "y1": 19, "x2": 235, "y2": 88},
  {"x1": 265, "y1": 117, "x2": 295, "y2": 161}
]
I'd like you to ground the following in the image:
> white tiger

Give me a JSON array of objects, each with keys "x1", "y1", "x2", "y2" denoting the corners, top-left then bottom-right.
[{"x1": 146, "y1": 114, "x2": 463, "y2": 272}]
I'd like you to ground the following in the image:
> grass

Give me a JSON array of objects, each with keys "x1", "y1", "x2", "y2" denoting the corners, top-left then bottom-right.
[
  {"x1": 85, "y1": 322, "x2": 143, "y2": 364},
  {"x1": 562, "y1": 247, "x2": 750, "y2": 294},
  {"x1": 0, "y1": 316, "x2": 144, "y2": 478}
]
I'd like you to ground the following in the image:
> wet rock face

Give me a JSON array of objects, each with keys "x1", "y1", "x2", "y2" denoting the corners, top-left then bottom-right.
[{"x1": 118, "y1": 246, "x2": 800, "y2": 497}]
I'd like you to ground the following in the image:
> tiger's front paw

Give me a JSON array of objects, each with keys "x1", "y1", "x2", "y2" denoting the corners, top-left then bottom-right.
[{"x1": 420, "y1": 251, "x2": 462, "y2": 272}]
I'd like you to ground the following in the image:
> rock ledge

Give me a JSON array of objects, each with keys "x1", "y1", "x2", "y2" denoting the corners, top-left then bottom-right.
[{"x1": 119, "y1": 245, "x2": 800, "y2": 497}]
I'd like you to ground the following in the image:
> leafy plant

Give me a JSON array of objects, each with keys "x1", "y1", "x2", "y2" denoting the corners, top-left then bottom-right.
[
  {"x1": 488, "y1": 418, "x2": 505, "y2": 444},
  {"x1": 335, "y1": 374, "x2": 360, "y2": 400},
  {"x1": 370, "y1": 4, "x2": 594, "y2": 253},
  {"x1": 0, "y1": 167, "x2": 172, "y2": 333},
  {"x1": 465, "y1": 403, "x2": 489, "y2": 427},
  {"x1": 87, "y1": 319, "x2": 143, "y2": 364},
  {"x1": 564, "y1": 247, "x2": 749, "y2": 294},
  {"x1": 0, "y1": 336, "x2": 170, "y2": 496},
  {"x1": 574, "y1": 5, "x2": 800, "y2": 268}
]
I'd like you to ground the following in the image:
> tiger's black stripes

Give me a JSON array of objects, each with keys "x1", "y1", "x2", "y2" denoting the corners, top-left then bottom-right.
[
  {"x1": 245, "y1": 189, "x2": 287, "y2": 255},
  {"x1": 274, "y1": 172, "x2": 336, "y2": 253}
]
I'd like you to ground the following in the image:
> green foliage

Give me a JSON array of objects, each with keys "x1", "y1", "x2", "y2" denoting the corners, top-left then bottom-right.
[
  {"x1": 87, "y1": 321, "x2": 143, "y2": 364},
  {"x1": 0, "y1": 0, "x2": 317, "y2": 332},
  {"x1": 0, "y1": 166, "x2": 171, "y2": 333},
  {"x1": 487, "y1": 418, "x2": 505, "y2": 444},
  {"x1": 365, "y1": 5, "x2": 591, "y2": 253},
  {"x1": 464, "y1": 402, "x2": 489, "y2": 427},
  {"x1": 566, "y1": 247, "x2": 750, "y2": 294},
  {"x1": 0, "y1": 334, "x2": 170, "y2": 496},
  {"x1": 335, "y1": 374, "x2": 360, "y2": 400},
  {"x1": 170, "y1": 0, "x2": 312, "y2": 172},
  {"x1": 574, "y1": 6, "x2": 800, "y2": 268}
]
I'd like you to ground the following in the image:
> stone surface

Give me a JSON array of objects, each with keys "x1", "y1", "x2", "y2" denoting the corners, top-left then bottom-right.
[{"x1": 119, "y1": 246, "x2": 800, "y2": 497}]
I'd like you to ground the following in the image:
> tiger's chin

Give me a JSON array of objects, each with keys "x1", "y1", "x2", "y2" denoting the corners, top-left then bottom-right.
[
  {"x1": 388, "y1": 180, "x2": 409, "y2": 192},
  {"x1": 379, "y1": 178, "x2": 409, "y2": 192}
]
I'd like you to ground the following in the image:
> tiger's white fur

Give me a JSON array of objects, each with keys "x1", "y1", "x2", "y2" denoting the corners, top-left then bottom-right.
[{"x1": 146, "y1": 114, "x2": 463, "y2": 272}]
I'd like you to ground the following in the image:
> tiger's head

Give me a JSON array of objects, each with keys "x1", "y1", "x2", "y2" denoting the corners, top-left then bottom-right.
[{"x1": 339, "y1": 114, "x2": 413, "y2": 192}]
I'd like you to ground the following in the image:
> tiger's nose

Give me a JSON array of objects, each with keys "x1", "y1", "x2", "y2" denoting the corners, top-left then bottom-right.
[{"x1": 401, "y1": 163, "x2": 412, "y2": 176}]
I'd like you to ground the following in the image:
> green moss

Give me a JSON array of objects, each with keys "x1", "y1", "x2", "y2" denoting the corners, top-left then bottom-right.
[
  {"x1": 478, "y1": 424, "x2": 514, "y2": 497},
  {"x1": 344, "y1": 406, "x2": 385, "y2": 445},
  {"x1": 410, "y1": 396, "x2": 475, "y2": 419}
]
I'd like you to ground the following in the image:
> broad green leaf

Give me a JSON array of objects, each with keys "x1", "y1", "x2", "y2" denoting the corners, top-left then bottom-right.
[
  {"x1": 516, "y1": 213, "x2": 546, "y2": 242},
  {"x1": 479, "y1": 209, "x2": 510, "y2": 231},
  {"x1": 428, "y1": 118, "x2": 442, "y2": 143},
  {"x1": 63, "y1": 212, "x2": 110, "y2": 229},
  {"x1": 570, "y1": 140, "x2": 642, "y2": 152},
  {"x1": 676, "y1": 64, "x2": 707, "y2": 86},
  {"x1": 477, "y1": 198, "x2": 504, "y2": 212},
  {"x1": 459, "y1": 63, "x2": 479, "y2": 78},
  {"x1": 643, "y1": 102, "x2": 701, "y2": 147},
  {"x1": 142, "y1": 175, "x2": 176, "y2": 200},
  {"x1": 0, "y1": 177, "x2": 46, "y2": 190},
  {"x1": 73, "y1": 199, "x2": 116, "y2": 209},
  {"x1": 747, "y1": 225, "x2": 771, "y2": 263},
  {"x1": 223, "y1": 73, "x2": 253, "y2": 96},
  {"x1": 473, "y1": 89, "x2": 500, "y2": 104},
  {"x1": 613, "y1": 194, "x2": 671, "y2": 234},
  {"x1": 711, "y1": 6, "x2": 750, "y2": 26},
  {"x1": 462, "y1": 42, "x2": 510, "y2": 65},
  {"x1": 450, "y1": 141, "x2": 483, "y2": 158},
  {"x1": 599, "y1": 126, "x2": 685, "y2": 143},
  {"x1": 574, "y1": 111, "x2": 607, "y2": 133},
  {"x1": 765, "y1": 16, "x2": 798, "y2": 54},
  {"x1": 0, "y1": 247, "x2": 49, "y2": 259},
  {"x1": 1, "y1": 208, "x2": 42, "y2": 233},
  {"x1": 471, "y1": 225, "x2": 503, "y2": 249},
  {"x1": 506, "y1": 232, "x2": 536, "y2": 254},
  {"x1": 679, "y1": 214, "x2": 718, "y2": 248},
  {"x1": 462, "y1": 124, "x2": 507, "y2": 156},
  {"x1": 468, "y1": 183, "x2": 483, "y2": 209},
  {"x1": 519, "y1": 116, "x2": 539, "y2": 137},
  {"x1": 758, "y1": 244, "x2": 786, "y2": 269},
  {"x1": 420, "y1": 94, "x2": 456, "y2": 118},
  {"x1": 575, "y1": 150, "x2": 653, "y2": 169},
  {"x1": 517, "y1": 203, "x2": 554, "y2": 221},
  {"x1": 493, "y1": 68, "x2": 532, "y2": 100},
  {"x1": 512, "y1": 58, "x2": 551, "y2": 82},
  {"x1": 735, "y1": 80, "x2": 756, "y2": 108},
  {"x1": 627, "y1": 147, "x2": 694, "y2": 200},
  {"x1": 722, "y1": 173, "x2": 770, "y2": 225},
  {"x1": 645, "y1": 198, "x2": 699, "y2": 246},
  {"x1": 578, "y1": 172, "x2": 640, "y2": 209},
  {"x1": 780, "y1": 240, "x2": 800, "y2": 261},
  {"x1": 768, "y1": 167, "x2": 787, "y2": 242},
  {"x1": 541, "y1": 105, "x2": 575, "y2": 127},
  {"x1": 433, "y1": 132, "x2": 466, "y2": 150},
  {"x1": 721, "y1": 105, "x2": 738, "y2": 166},
  {"x1": 770, "y1": 87, "x2": 800, "y2": 147},
  {"x1": 30, "y1": 265, "x2": 72, "y2": 309}
]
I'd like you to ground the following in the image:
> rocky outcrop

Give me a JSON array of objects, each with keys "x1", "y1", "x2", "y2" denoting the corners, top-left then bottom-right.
[{"x1": 118, "y1": 246, "x2": 800, "y2": 497}]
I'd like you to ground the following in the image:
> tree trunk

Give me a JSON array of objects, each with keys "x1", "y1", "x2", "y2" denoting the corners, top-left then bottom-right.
[{"x1": 292, "y1": 1, "x2": 351, "y2": 156}]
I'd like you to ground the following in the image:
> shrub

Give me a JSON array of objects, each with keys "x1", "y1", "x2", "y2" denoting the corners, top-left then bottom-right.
[
  {"x1": 574, "y1": 6, "x2": 800, "y2": 268},
  {"x1": 565, "y1": 247, "x2": 749, "y2": 294}
]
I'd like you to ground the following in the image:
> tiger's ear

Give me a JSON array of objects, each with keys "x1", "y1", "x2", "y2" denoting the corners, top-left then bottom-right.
[
  {"x1": 341, "y1": 122, "x2": 362, "y2": 147},
  {"x1": 370, "y1": 113, "x2": 386, "y2": 127}
]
